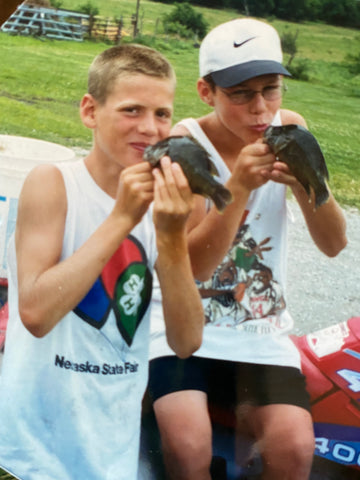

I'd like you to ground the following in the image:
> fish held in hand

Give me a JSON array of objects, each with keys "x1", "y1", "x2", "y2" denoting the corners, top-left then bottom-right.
[
  {"x1": 263, "y1": 124, "x2": 330, "y2": 209},
  {"x1": 144, "y1": 136, "x2": 233, "y2": 213}
]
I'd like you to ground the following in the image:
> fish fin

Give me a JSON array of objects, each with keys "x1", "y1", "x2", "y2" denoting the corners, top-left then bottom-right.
[
  {"x1": 322, "y1": 160, "x2": 330, "y2": 181},
  {"x1": 211, "y1": 186, "x2": 233, "y2": 213},
  {"x1": 301, "y1": 181, "x2": 311, "y2": 197},
  {"x1": 208, "y1": 157, "x2": 220, "y2": 177},
  {"x1": 314, "y1": 184, "x2": 330, "y2": 209}
]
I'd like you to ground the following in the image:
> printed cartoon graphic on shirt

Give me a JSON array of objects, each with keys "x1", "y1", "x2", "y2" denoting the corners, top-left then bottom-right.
[
  {"x1": 74, "y1": 235, "x2": 152, "y2": 346},
  {"x1": 197, "y1": 212, "x2": 285, "y2": 329}
]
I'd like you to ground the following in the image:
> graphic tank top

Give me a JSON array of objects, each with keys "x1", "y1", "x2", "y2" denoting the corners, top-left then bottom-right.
[
  {"x1": 0, "y1": 160, "x2": 157, "y2": 480},
  {"x1": 150, "y1": 115, "x2": 300, "y2": 368}
]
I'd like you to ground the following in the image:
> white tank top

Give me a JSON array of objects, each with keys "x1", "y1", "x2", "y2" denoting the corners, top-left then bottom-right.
[
  {"x1": 0, "y1": 160, "x2": 157, "y2": 480},
  {"x1": 150, "y1": 115, "x2": 300, "y2": 368}
]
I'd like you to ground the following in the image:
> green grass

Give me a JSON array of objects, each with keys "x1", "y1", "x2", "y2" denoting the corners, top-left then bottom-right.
[{"x1": 0, "y1": 1, "x2": 359, "y2": 208}]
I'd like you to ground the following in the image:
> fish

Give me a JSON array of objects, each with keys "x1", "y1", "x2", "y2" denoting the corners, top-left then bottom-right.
[
  {"x1": 143, "y1": 136, "x2": 233, "y2": 213},
  {"x1": 263, "y1": 124, "x2": 330, "y2": 209}
]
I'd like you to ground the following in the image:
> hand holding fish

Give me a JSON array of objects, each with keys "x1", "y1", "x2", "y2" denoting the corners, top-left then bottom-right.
[
  {"x1": 152, "y1": 156, "x2": 194, "y2": 237},
  {"x1": 263, "y1": 125, "x2": 330, "y2": 209},
  {"x1": 144, "y1": 136, "x2": 232, "y2": 213},
  {"x1": 229, "y1": 140, "x2": 276, "y2": 193},
  {"x1": 113, "y1": 162, "x2": 155, "y2": 229},
  {"x1": 261, "y1": 155, "x2": 300, "y2": 185}
]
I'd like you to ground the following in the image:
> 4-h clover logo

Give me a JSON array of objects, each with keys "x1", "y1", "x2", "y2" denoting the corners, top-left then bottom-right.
[{"x1": 74, "y1": 236, "x2": 152, "y2": 346}]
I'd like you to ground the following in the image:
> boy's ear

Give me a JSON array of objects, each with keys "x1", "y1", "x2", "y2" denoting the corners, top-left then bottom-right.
[
  {"x1": 80, "y1": 93, "x2": 98, "y2": 129},
  {"x1": 197, "y1": 78, "x2": 215, "y2": 107}
]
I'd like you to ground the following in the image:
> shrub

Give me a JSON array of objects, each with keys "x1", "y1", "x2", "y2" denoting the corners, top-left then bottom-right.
[
  {"x1": 162, "y1": 3, "x2": 208, "y2": 40},
  {"x1": 49, "y1": 0, "x2": 63, "y2": 8},
  {"x1": 287, "y1": 59, "x2": 310, "y2": 81},
  {"x1": 77, "y1": 1, "x2": 99, "y2": 16}
]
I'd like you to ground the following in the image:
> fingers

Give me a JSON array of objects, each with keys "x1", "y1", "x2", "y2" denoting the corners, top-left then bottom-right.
[
  {"x1": 114, "y1": 162, "x2": 154, "y2": 226},
  {"x1": 152, "y1": 157, "x2": 194, "y2": 234},
  {"x1": 231, "y1": 143, "x2": 276, "y2": 192},
  {"x1": 263, "y1": 161, "x2": 298, "y2": 186},
  {"x1": 153, "y1": 156, "x2": 192, "y2": 205}
]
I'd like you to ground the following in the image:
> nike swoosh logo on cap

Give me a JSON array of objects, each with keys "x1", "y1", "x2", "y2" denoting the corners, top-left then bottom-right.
[{"x1": 233, "y1": 37, "x2": 257, "y2": 48}]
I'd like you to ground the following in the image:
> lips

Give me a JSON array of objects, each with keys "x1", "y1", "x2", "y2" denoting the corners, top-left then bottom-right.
[
  {"x1": 131, "y1": 142, "x2": 150, "y2": 153},
  {"x1": 250, "y1": 124, "x2": 269, "y2": 133}
]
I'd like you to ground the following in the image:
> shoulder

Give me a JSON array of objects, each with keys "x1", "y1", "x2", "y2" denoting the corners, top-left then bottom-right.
[
  {"x1": 18, "y1": 164, "x2": 67, "y2": 218},
  {"x1": 171, "y1": 122, "x2": 192, "y2": 136},
  {"x1": 23, "y1": 163, "x2": 65, "y2": 184},
  {"x1": 20, "y1": 164, "x2": 66, "y2": 199},
  {"x1": 280, "y1": 109, "x2": 308, "y2": 128},
  {"x1": 171, "y1": 116, "x2": 210, "y2": 136}
]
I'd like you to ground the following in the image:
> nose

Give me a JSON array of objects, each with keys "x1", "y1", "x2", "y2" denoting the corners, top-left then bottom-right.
[
  {"x1": 248, "y1": 91, "x2": 267, "y2": 113},
  {"x1": 138, "y1": 113, "x2": 158, "y2": 136}
]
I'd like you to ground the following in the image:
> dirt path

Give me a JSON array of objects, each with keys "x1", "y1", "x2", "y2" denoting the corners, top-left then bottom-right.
[{"x1": 287, "y1": 200, "x2": 360, "y2": 335}]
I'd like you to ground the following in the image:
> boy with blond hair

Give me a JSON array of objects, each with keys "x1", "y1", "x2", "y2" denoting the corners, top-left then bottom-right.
[{"x1": 0, "y1": 44, "x2": 203, "y2": 480}]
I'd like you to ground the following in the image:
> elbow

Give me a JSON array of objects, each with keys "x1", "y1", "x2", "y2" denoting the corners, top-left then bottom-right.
[
  {"x1": 175, "y1": 335, "x2": 203, "y2": 360},
  {"x1": 192, "y1": 265, "x2": 216, "y2": 283},
  {"x1": 19, "y1": 305, "x2": 50, "y2": 338},
  {"x1": 172, "y1": 342, "x2": 202, "y2": 360},
  {"x1": 168, "y1": 322, "x2": 204, "y2": 359},
  {"x1": 195, "y1": 272, "x2": 214, "y2": 283},
  {"x1": 324, "y1": 235, "x2": 348, "y2": 258}
]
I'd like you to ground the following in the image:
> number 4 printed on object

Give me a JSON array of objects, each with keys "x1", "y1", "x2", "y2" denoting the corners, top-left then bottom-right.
[{"x1": 337, "y1": 368, "x2": 360, "y2": 393}]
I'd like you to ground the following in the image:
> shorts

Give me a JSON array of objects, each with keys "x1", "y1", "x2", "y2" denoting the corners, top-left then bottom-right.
[{"x1": 148, "y1": 355, "x2": 311, "y2": 412}]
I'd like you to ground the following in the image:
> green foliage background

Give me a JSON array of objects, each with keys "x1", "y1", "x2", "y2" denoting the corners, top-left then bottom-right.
[{"x1": 0, "y1": 0, "x2": 359, "y2": 208}]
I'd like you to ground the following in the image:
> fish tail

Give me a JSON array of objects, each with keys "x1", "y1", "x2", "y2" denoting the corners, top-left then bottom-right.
[
  {"x1": 314, "y1": 184, "x2": 330, "y2": 209},
  {"x1": 212, "y1": 186, "x2": 233, "y2": 213}
]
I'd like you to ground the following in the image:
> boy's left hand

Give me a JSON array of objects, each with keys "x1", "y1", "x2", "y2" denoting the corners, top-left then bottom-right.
[
  {"x1": 262, "y1": 160, "x2": 299, "y2": 187},
  {"x1": 152, "y1": 156, "x2": 194, "y2": 236}
]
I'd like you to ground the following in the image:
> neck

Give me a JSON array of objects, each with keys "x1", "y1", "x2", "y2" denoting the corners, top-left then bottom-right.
[
  {"x1": 84, "y1": 151, "x2": 121, "y2": 199},
  {"x1": 199, "y1": 114, "x2": 245, "y2": 170}
]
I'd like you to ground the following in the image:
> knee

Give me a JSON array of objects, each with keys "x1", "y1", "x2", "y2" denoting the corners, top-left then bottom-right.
[
  {"x1": 261, "y1": 431, "x2": 315, "y2": 476},
  {"x1": 281, "y1": 433, "x2": 315, "y2": 465},
  {"x1": 162, "y1": 427, "x2": 212, "y2": 470}
]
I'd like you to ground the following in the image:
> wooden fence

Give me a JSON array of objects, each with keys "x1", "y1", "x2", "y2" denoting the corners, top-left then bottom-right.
[
  {"x1": 0, "y1": 3, "x2": 129, "y2": 42},
  {"x1": 1, "y1": 3, "x2": 89, "y2": 41}
]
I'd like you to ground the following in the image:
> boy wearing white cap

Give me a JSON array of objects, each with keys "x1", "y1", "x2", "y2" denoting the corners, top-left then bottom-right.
[{"x1": 148, "y1": 18, "x2": 347, "y2": 479}]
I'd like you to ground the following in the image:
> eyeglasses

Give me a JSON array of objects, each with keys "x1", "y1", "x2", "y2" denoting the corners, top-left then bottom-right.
[{"x1": 219, "y1": 84, "x2": 287, "y2": 105}]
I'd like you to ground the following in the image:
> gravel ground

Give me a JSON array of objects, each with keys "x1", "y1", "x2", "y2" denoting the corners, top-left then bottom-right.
[{"x1": 287, "y1": 200, "x2": 360, "y2": 335}]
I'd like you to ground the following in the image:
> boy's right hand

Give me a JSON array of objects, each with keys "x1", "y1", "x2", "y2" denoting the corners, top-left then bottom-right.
[
  {"x1": 152, "y1": 156, "x2": 194, "y2": 238},
  {"x1": 229, "y1": 140, "x2": 275, "y2": 194},
  {"x1": 113, "y1": 162, "x2": 155, "y2": 228}
]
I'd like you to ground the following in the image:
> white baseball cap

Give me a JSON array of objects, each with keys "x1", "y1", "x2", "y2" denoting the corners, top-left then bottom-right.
[{"x1": 199, "y1": 18, "x2": 291, "y2": 87}]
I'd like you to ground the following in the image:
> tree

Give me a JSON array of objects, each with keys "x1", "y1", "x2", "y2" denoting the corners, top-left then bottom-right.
[
  {"x1": 281, "y1": 30, "x2": 299, "y2": 68},
  {"x1": 319, "y1": 0, "x2": 360, "y2": 27}
]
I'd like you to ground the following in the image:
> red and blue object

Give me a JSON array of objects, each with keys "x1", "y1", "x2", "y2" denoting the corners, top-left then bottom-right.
[{"x1": 292, "y1": 317, "x2": 360, "y2": 471}]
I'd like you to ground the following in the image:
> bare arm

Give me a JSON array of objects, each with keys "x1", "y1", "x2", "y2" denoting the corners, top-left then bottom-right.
[
  {"x1": 291, "y1": 186, "x2": 347, "y2": 256},
  {"x1": 154, "y1": 158, "x2": 204, "y2": 359},
  {"x1": 17, "y1": 162, "x2": 155, "y2": 337}
]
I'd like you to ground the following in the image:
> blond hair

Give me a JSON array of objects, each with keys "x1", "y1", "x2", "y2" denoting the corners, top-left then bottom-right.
[{"x1": 88, "y1": 44, "x2": 176, "y2": 104}]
